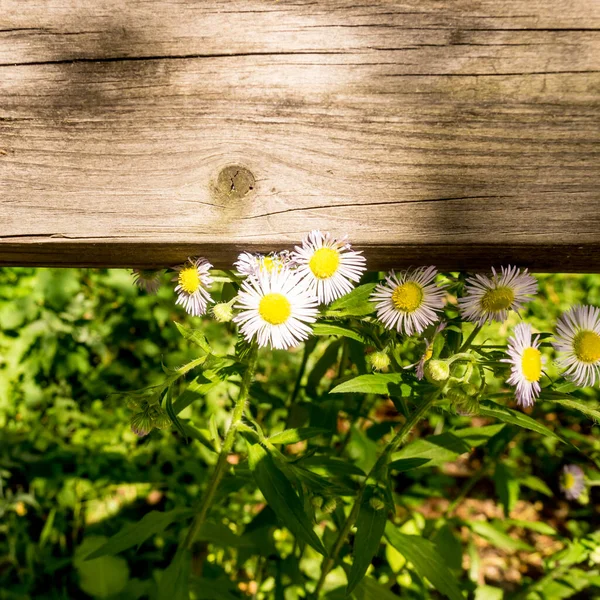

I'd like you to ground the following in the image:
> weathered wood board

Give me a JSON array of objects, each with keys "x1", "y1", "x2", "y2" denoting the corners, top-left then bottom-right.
[{"x1": 1, "y1": 1, "x2": 599, "y2": 270}]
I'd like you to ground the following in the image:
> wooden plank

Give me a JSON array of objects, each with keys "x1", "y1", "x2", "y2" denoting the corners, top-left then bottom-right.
[{"x1": 1, "y1": 0, "x2": 599, "y2": 270}]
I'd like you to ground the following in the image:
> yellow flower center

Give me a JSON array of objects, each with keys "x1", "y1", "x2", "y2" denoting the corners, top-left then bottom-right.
[
  {"x1": 178, "y1": 267, "x2": 201, "y2": 294},
  {"x1": 573, "y1": 330, "x2": 600, "y2": 364},
  {"x1": 260, "y1": 256, "x2": 283, "y2": 274},
  {"x1": 481, "y1": 286, "x2": 515, "y2": 312},
  {"x1": 259, "y1": 293, "x2": 291, "y2": 325},
  {"x1": 392, "y1": 282, "x2": 423, "y2": 313},
  {"x1": 563, "y1": 472, "x2": 575, "y2": 490},
  {"x1": 521, "y1": 347, "x2": 542, "y2": 382},
  {"x1": 309, "y1": 248, "x2": 340, "y2": 279}
]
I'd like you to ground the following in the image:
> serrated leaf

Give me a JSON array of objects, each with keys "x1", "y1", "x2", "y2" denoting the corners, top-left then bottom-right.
[
  {"x1": 86, "y1": 509, "x2": 193, "y2": 560},
  {"x1": 384, "y1": 525, "x2": 463, "y2": 600},
  {"x1": 157, "y1": 548, "x2": 190, "y2": 600},
  {"x1": 268, "y1": 427, "x2": 329, "y2": 445},
  {"x1": 479, "y1": 399, "x2": 569, "y2": 445},
  {"x1": 330, "y1": 373, "x2": 403, "y2": 395},
  {"x1": 347, "y1": 489, "x2": 388, "y2": 594},
  {"x1": 313, "y1": 322, "x2": 366, "y2": 344},
  {"x1": 174, "y1": 322, "x2": 211, "y2": 353},
  {"x1": 325, "y1": 284, "x2": 377, "y2": 318},
  {"x1": 247, "y1": 443, "x2": 326, "y2": 556}
]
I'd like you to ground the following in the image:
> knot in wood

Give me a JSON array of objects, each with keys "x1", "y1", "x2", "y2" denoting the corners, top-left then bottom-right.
[{"x1": 215, "y1": 165, "x2": 255, "y2": 201}]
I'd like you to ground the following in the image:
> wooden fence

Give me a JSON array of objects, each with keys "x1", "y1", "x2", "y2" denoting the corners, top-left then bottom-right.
[{"x1": 1, "y1": 1, "x2": 599, "y2": 270}]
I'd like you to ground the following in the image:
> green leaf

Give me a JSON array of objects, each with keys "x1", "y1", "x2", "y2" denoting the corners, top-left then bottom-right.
[
  {"x1": 543, "y1": 396, "x2": 600, "y2": 423},
  {"x1": 86, "y1": 509, "x2": 193, "y2": 560},
  {"x1": 347, "y1": 489, "x2": 388, "y2": 594},
  {"x1": 75, "y1": 537, "x2": 129, "y2": 598},
  {"x1": 269, "y1": 427, "x2": 329, "y2": 445},
  {"x1": 165, "y1": 384, "x2": 188, "y2": 442},
  {"x1": 172, "y1": 373, "x2": 222, "y2": 415},
  {"x1": 466, "y1": 520, "x2": 534, "y2": 552},
  {"x1": 452, "y1": 424, "x2": 506, "y2": 448},
  {"x1": 325, "y1": 283, "x2": 377, "y2": 317},
  {"x1": 306, "y1": 340, "x2": 342, "y2": 396},
  {"x1": 390, "y1": 432, "x2": 471, "y2": 469},
  {"x1": 518, "y1": 474, "x2": 552, "y2": 497},
  {"x1": 330, "y1": 373, "x2": 403, "y2": 395},
  {"x1": 434, "y1": 524, "x2": 463, "y2": 572},
  {"x1": 313, "y1": 322, "x2": 367, "y2": 343},
  {"x1": 504, "y1": 519, "x2": 557, "y2": 536},
  {"x1": 174, "y1": 322, "x2": 211, "y2": 353},
  {"x1": 387, "y1": 457, "x2": 431, "y2": 473},
  {"x1": 352, "y1": 576, "x2": 403, "y2": 599},
  {"x1": 479, "y1": 399, "x2": 569, "y2": 445},
  {"x1": 157, "y1": 548, "x2": 190, "y2": 600},
  {"x1": 191, "y1": 577, "x2": 241, "y2": 600},
  {"x1": 247, "y1": 443, "x2": 326, "y2": 556},
  {"x1": 196, "y1": 522, "x2": 258, "y2": 549},
  {"x1": 384, "y1": 524, "x2": 463, "y2": 600},
  {"x1": 493, "y1": 463, "x2": 519, "y2": 517},
  {"x1": 299, "y1": 455, "x2": 366, "y2": 478}
]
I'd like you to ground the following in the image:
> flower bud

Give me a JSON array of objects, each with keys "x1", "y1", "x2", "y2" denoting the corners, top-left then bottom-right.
[
  {"x1": 212, "y1": 302, "x2": 234, "y2": 323},
  {"x1": 152, "y1": 410, "x2": 172, "y2": 430},
  {"x1": 424, "y1": 360, "x2": 450, "y2": 385},
  {"x1": 322, "y1": 498, "x2": 337, "y2": 514},
  {"x1": 446, "y1": 387, "x2": 470, "y2": 405},
  {"x1": 311, "y1": 496, "x2": 324, "y2": 509},
  {"x1": 461, "y1": 383, "x2": 479, "y2": 397},
  {"x1": 369, "y1": 496, "x2": 386, "y2": 511},
  {"x1": 130, "y1": 411, "x2": 154, "y2": 437},
  {"x1": 368, "y1": 350, "x2": 391, "y2": 372}
]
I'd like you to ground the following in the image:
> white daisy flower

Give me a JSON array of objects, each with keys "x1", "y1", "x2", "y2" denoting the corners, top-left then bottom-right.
[
  {"x1": 371, "y1": 267, "x2": 445, "y2": 336},
  {"x1": 502, "y1": 322, "x2": 545, "y2": 408},
  {"x1": 234, "y1": 251, "x2": 290, "y2": 279},
  {"x1": 553, "y1": 305, "x2": 600, "y2": 387},
  {"x1": 459, "y1": 266, "x2": 538, "y2": 325},
  {"x1": 131, "y1": 269, "x2": 162, "y2": 294},
  {"x1": 233, "y1": 269, "x2": 319, "y2": 350},
  {"x1": 290, "y1": 230, "x2": 367, "y2": 304},
  {"x1": 561, "y1": 464, "x2": 585, "y2": 500},
  {"x1": 172, "y1": 258, "x2": 213, "y2": 316}
]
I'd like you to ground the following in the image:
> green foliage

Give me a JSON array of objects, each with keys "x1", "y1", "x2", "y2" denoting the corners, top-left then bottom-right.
[{"x1": 2, "y1": 267, "x2": 600, "y2": 600}]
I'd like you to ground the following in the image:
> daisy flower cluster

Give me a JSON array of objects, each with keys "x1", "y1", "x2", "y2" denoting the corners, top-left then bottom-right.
[
  {"x1": 130, "y1": 240, "x2": 600, "y2": 406},
  {"x1": 131, "y1": 230, "x2": 367, "y2": 350}
]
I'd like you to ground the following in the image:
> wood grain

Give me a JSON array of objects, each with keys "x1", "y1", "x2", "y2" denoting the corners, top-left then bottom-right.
[{"x1": 1, "y1": 0, "x2": 599, "y2": 270}]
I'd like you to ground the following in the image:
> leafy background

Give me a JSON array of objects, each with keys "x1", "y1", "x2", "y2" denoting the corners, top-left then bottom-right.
[{"x1": 1, "y1": 268, "x2": 599, "y2": 600}]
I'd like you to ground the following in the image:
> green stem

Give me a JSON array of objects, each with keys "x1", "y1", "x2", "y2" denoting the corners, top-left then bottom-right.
[
  {"x1": 313, "y1": 392, "x2": 438, "y2": 596},
  {"x1": 459, "y1": 324, "x2": 482, "y2": 352},
  {"x1": 288, "y1": 341, "x2": 312, "y2": 409},
  {"x1": 183, "y1": 344, "x2": 258, "y2": 550}
]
